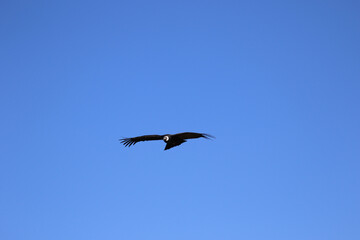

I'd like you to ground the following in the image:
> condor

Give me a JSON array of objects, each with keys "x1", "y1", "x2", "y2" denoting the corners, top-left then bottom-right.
[{"x1": 119, "y1": 132, "x2": 214, "y2": 150}]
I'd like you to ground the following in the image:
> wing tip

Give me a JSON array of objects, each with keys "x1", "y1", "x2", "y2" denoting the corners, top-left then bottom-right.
[
  {"x1": 119, "y1": 137, "x2": 137, "y2": 147},
  {"x1": 202, "y1": 133, "x2": 215, "y2": 139}
]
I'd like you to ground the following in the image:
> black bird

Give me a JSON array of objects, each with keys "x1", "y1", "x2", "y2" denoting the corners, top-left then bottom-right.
[{"x1": 119, "y1": 132, "x2": 214, "y2": 150}]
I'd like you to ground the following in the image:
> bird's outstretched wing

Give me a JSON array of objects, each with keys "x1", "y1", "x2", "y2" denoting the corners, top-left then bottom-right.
[
  {"x1": 173, "y1": 132, "x2": 215, "y2": 140},
  {"x1": 119, "y1": 135, "x2": 164, "y2": 147}
]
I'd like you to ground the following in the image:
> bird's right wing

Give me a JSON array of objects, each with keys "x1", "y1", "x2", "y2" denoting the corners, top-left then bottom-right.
[{"x1": 119, "y1": 135, "x2": 164, "y2": 147}]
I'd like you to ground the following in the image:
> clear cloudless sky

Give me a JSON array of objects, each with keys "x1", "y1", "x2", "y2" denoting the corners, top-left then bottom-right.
[{"x1": 1, "y1": 0, "x2": 359, "y2": 239}]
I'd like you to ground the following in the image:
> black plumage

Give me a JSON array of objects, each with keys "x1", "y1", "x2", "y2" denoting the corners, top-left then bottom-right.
[{"x1": 119, "y1": 132, "x2": 214, "y2": 150}]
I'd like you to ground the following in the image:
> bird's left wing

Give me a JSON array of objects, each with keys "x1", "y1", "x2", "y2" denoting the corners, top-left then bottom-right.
[
  {"x1": 119, "y1": 134, "x2": 164, "y2": 147},
  {"x1": 173, "y1": 132, "x2": 214, "y2": 140}
]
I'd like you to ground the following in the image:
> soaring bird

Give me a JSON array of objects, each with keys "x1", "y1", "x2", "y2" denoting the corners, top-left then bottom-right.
[{"x1": 119, "y1": 132, "x2": 214, "y2": 150}]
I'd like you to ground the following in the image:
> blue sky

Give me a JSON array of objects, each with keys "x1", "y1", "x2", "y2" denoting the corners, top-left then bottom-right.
[{"x1": 1, "y1": 0, "x2": 359, "y2": 239}]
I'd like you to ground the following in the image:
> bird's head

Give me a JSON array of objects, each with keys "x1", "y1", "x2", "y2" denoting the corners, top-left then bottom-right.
[{"x1": 163, "y1": 135, "x2": 170, "y2": 142}]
